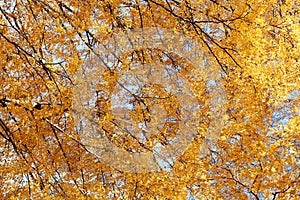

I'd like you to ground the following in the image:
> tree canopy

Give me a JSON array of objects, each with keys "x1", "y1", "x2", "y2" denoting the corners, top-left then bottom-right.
[{"x1": 0, "y1": 0, "x2": 299, "y2": 199}]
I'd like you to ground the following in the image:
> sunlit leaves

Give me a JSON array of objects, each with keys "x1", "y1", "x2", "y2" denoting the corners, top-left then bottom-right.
[{"x1": 0, "y1": 0, "x2": 299, "y2": 199}]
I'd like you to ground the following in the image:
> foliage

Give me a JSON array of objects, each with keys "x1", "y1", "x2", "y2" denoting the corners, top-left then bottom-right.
[{"x1": 0, "y1": 0, "x2": 299, "y2": 199}]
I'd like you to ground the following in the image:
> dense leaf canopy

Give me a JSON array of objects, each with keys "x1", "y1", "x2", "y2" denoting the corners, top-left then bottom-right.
[{"x1": 0, "y1": 0, "x2": 299, "y2": 199}]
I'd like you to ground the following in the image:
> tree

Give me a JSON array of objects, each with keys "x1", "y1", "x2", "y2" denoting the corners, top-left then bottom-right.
[{"x1": 0, "y1": 0, "x2": 299, "y2": 199}]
